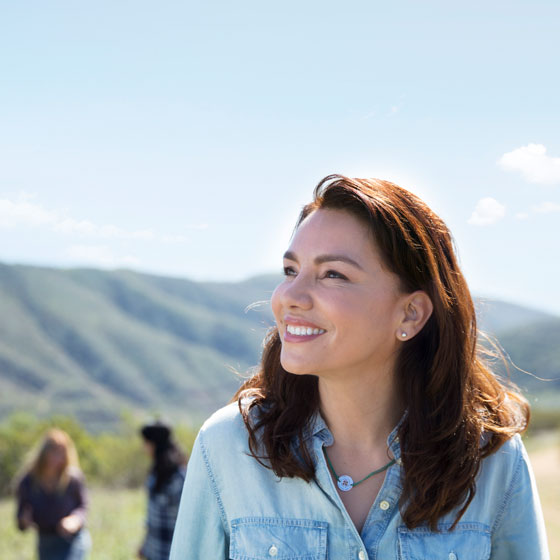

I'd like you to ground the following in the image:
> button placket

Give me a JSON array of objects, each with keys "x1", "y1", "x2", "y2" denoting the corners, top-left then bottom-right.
[{"x1": 316, "y1": 433, "x2": 400, "y2": 555}]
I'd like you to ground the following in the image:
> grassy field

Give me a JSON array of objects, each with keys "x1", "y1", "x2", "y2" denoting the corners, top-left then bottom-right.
[
  {"x1": 528, "y1": 434, "x2": 560, "y2": 559},
  {"x1": 1, "y1": 439, "x2": 559, "y2": 559},
  {"x1": 0, "y1": 486, "x2": 145, "y2": 560}
]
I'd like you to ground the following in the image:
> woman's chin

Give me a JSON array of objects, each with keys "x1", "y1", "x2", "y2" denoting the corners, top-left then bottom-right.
[{"x1": 280, "y1": 358, "x2": 317, "y2": 376}]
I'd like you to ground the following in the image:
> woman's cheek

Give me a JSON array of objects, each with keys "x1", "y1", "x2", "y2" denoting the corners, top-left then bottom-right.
[{"x1": 270, "y1": 285, "x2": 284, "y2": 324}]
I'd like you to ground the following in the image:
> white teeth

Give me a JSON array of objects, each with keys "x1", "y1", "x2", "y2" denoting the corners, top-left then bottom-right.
[{"x1": 286, "y1": 324, "x2": 325, "y2": 336}]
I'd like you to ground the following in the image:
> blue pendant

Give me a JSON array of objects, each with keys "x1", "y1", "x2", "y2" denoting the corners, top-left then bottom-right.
[{"x1": 337, "y1": 475, "x2": 354, "y2": 492}]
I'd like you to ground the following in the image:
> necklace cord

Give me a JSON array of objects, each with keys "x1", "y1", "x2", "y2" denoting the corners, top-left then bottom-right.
[{"x1": 324, "y1": 447, "x2": 396, "y2": 489}]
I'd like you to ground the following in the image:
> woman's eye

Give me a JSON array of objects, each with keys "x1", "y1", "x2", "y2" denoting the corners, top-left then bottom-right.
[
  {"x1": 324, "y1": 270, "x2": 347, "y2": 280},
  {"x1": 283, "y1": 266, "x2": 297, "y2": 277}
]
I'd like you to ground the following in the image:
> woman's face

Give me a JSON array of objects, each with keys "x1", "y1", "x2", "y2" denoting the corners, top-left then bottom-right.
[
  {"x1": 271, "y1": 208, "x2": 407, "y2": 382},
  {"x1": 44, "y1": 444, "x2": 66, "y2": 473},
  {"x1": 143, "y1": 440, "x2": 155, "y2": 458}
]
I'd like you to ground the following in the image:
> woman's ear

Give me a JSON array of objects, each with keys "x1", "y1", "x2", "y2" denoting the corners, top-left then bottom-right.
[{"x1": 396, "y1": 291, "x2": 433, "y2": 341}]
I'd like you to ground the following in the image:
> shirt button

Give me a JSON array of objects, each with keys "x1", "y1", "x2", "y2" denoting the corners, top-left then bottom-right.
[
  {"x1": 268, "y1": 545, "x2": 278, "y2": 557},
  {"x1": 379, "y1": 500, "x2": 390, "y2": 510},
  {"x1": 448, "y1": 553, "x2": 457, "y2": 560},
  {"x1": 396, "y1": 457, "x2": 403, "y2": 466},
  {"x1": 358, "y1": 551, "x2": 366, "y2": 560}
]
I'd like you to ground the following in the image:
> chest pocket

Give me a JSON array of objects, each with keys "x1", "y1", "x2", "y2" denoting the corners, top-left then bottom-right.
[
  {"x1": 230, "y1": 517, "x2": 328, "y2": 560},
  {"x1": 398, "y1": 522, "x2": 491, "y2": 560}
]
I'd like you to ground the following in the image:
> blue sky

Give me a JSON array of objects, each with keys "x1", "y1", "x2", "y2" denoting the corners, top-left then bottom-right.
[{"x1": 1, "y1": 1, "x2": 559, "y2": 314}]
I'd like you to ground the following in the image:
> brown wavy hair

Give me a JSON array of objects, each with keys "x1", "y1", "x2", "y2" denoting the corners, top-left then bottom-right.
[{"x1": 234, "y1": 174, "x2": 529, "y2": 530}]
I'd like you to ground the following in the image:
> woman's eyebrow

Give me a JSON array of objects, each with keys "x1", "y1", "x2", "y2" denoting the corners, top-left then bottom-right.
[{"x1": 283, "y1": 251, "x2": 364, "y2": 271}]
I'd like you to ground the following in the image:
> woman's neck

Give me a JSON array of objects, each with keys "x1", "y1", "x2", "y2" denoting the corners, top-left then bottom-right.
[
  {"x1": 318, "y1": 367, "x2": 403, "y2": 452},
  {"x1": 38, "y1": 467, "x2": 63, "y2": 488}
]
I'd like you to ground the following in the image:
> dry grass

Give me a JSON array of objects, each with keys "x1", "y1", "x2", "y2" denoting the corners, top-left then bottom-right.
[
  {"x1": 528, "y1": 437, "x2": 560, "y2": 559},
  {"x1": 0, "y1": 486, "x2": 145, "y2": 560}
]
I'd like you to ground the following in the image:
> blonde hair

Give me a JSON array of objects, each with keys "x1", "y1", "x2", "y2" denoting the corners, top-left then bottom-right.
[{"x1": 20, "y1": 429, "x2": 80, "y2": 491}]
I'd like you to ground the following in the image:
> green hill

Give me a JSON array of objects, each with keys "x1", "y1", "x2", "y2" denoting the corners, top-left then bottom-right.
[
  {"x1": 475, "y1": 299, "x2": 560, "y2": 395},
  {"x1": 496, "y1": 317, "x2": 560, "y2": 394},
  {"x1": 0, "y1": 264, "x2": 278, "y2": 429},
  {"x1": 475, "y1": 298, "x2": 556, "y2": 334},
  {"x1": 0, "y1": 263, "x2": 558, "y2": 430}
]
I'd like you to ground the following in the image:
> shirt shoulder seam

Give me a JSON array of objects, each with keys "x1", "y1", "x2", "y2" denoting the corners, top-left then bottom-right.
[
  {"x1": 491, "y1": 435, "x2": 523, "y2": 535},
  {"x1": 198, "y1": 429, "x2": 229, "y2": 534}
]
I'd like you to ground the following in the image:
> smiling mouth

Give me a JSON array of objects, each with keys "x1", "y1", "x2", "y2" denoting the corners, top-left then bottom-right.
[{"x1": 286, "y1": 325, "x2": 326, "y2": 336}]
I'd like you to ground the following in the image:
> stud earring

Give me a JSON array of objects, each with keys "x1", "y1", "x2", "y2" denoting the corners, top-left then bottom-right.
[{"x1": 400, "y1": 332, "x2": 407, "y2": 339}]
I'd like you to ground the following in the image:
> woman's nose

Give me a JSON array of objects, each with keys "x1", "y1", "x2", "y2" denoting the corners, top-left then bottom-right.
[{"x1": 280, "y1": 273, "x2": 313, "y2": 310}]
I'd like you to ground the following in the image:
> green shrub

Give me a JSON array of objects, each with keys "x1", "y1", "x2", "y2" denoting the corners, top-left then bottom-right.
[{"x1": 0, "y1": 412, "x2": 198, "y2": 497}]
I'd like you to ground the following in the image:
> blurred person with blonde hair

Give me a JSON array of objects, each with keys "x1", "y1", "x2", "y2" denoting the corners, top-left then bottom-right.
[{"x1": 15, "y1": 428, "x2": 91, "y2": 560}]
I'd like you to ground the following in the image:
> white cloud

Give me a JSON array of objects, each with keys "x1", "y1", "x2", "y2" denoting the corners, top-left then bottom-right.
[
  {"x1": 0, "y1": 197, "x2": 57, "y2": 228},
  {"x1": 66, "y1": 245, "x2": 140, "y2": 268},
  {"x1": 498, "y1": 144, "x2": 560, "y2": 185},
  {"x1": 0, "y1": 194, "x2": 188, "y2": 242},
  {"x1": 532, "y1": 201, "x2": 560, "y2": 214},
  {"x1": 161, "y1": 234, "x2": 189, "y2": 243},
  {"x1": 53, "y1": 218, "x2": 155, "y2": 240},
  {"x1": 515, "y1": 201, "x2": 560, "y2": 220},
  {"x1": 468, "y1": 197, "x2": 506, "y2": 226}
]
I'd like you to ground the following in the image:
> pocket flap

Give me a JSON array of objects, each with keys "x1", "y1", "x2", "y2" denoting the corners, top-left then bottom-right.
[
  {"x1": 398, "y1": 522, "x2": 491, "y2": 560},
  {"x1": 230, "y1": 517, "x2": 328, "y2": 560}
]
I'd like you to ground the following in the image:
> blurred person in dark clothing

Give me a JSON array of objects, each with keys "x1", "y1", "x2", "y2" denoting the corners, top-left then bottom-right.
[
  {"x1": 138, "y1": 421, "x2": 187, "y2": 560},
  {"x1": 15, "y1": 428, "x2": 91, "y2": 560}
]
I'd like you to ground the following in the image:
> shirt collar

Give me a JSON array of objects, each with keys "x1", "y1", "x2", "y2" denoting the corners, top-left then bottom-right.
[
  {"x1": 304, "y1": 408, "x2": 407, "y2": 460},
  {"x1": 303, "y1": 410, "x2": 333, "y2": 445}
]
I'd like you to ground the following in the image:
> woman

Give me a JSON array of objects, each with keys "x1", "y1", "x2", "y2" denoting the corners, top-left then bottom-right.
[
  {"x1": 138, "y1": 421, "x2": 187, "y2": 560},
  {"x1": 170, "y1": 175, "x2": 548, "y2": 559},
  {"x1": 16, "y1": 428, "x2": 91, "y2": 560}
]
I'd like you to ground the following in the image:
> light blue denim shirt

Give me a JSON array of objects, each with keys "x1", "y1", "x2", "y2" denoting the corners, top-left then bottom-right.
[{"x1": 170, "y1": 403, "x2": 549, "y2": 559}]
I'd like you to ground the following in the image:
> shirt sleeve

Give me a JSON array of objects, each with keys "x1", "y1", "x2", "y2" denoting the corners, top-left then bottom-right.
[
  {"x1": 490, "y1": 439, "x2": 550, "y2": 560},
  {"x1": 167, "y1": 469, "x2": 186, "y2": 517},
  {"x1": 169, "y1": 430, "x2": 228, "y2": 560},
  {"x1": 70, "y1": 472, "x2": 89, "y2": 526},
  {"x1": 15, "y1": 475, "x2": 31, "y2": 531}
]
